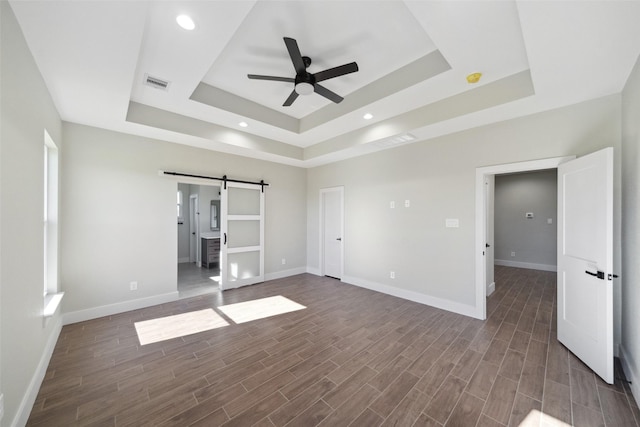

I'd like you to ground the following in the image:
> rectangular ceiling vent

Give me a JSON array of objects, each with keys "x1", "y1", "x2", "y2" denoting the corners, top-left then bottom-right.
[
  {"x1": 371, "y1": 133, "x2": 416, "y2": 148},
  {"x1": 144, "y1": 74, "x2": 170, "y2": 91}
]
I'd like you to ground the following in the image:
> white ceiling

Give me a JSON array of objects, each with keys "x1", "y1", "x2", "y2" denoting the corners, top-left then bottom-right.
[{"x1": 9, "y1": 0, "x2": 640, "y2": 167}]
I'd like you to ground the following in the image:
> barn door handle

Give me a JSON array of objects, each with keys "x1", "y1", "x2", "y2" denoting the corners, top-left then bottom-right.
[
  {"x1": 224, "y1": 233, "x2": 227, "y2": 245},
  {"x1": 585, "y1": 270, "x2": 605, "y2": 280}
]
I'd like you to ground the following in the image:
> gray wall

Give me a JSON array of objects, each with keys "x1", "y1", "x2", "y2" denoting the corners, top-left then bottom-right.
[
  {"x1": 621, "y1": 50, "x2": 640, "y2": 404},
  {"x1": 1, "y1": 2, "x2": 64, "y2": 425},
  {"x1": 494, "y1": 170, "x2": 557, "y2": 270},
  {"x1": 60, "y1": 123, "x2": 307, "y2": 315},
  {"x1": 307, "y1": 94, "x2": 621, "y2": 315}
]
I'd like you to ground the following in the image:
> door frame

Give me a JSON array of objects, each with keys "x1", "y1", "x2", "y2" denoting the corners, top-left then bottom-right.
[
  {"x1": 474, "y1": 155, "x2": 574, "y2": 319},
  {"x1": 319, "y1": 186, "x2": 344, "y2": 278},
  {"x1": 189, "y1": 194, "x2": 199, "y2": 265}
]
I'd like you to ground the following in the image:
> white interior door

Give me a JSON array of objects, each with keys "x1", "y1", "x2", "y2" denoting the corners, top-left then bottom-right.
[
  {"x1": 485, "y1": 175, "x2": 495, "y2": 295},
  {"x1": 322, "y1": 188, "x2": 343, "y2": 279},
  {"x1": 220, "y1": 182, "x2": 265, "y2": 290},
  {"x1": 557, "y1": 147, "x2": 614, "y2": 383}
]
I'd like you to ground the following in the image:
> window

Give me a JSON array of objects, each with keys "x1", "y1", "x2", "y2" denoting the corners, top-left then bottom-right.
[
  {"x1": 177, "y1": 190, "x2": 184, "y2": 224},
  {"x1": 44, "y1": 130, "x2": 63, "y2": 316}
]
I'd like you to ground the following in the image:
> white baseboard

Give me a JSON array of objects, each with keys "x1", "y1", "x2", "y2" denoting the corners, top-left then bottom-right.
[
  {"x1": 619, "y1": 344, "x2": 640, "y2": 406},
  {"x1": 265, "y1": 267, "x2": 307, "y2": 281},
  {"x1": 341, "y1": 275, "x2": 479, "y2": 319},
  {"x1": 177, "y1": 257, "x2": 190, "y2": 263},
  {"x1": 487, "y1": 281, "x2": 495, "y2": 296},
  {"x1": 12, "y1": 317, "x2": 63, "y2": 427},
  {"x1": 306, "y1": 267, "x2": 321, "y2": 276},
  {"x1": 495, "y1": 259, "x2": 557, "y2": 272},
  {"x1": 63, "y1": 291, "x2": 179, "y2": 325}
]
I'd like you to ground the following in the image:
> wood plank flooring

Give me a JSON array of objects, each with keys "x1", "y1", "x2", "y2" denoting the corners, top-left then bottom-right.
[{"x1": 27, "y1": 267, "x2": 640, "y2": 426}]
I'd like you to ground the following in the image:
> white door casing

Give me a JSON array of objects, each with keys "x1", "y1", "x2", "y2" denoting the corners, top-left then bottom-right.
[
  {"x1": 220, "y1": 182, "x2": 265, "y2": 290},
  {"x1": 485, "y1": 175, "x2": 495, "y2": 296},
  {"x1": 475, "y1": 156, "x2": 574, "y2": 319},
  {"x1": 189, "y1": 194, "x2": 199, "y2": 264},
  {"x1": 557, "y1": 147, "x2": 614, "y2": 383},
  {"x1": 320, "y1": 187, "x2": 344, "y2": 279}
]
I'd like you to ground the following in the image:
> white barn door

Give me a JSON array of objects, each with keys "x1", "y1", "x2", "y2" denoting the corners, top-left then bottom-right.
[{"x1": 220, "y1": 182, "x2": 265, "y2": 290}]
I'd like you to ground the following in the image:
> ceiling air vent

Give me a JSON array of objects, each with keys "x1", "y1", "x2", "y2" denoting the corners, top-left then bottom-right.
[
  {"x1": 371, "y1": 133, "x2": 416, "y2": 148},
  {"x1": 144, "y1": 74, "x2": 170, "y2": 91}
]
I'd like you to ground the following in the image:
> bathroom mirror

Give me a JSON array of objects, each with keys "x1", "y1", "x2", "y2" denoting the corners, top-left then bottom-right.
[{"x1": 210, "y1": 200, "x2": 220, "y2": 230}]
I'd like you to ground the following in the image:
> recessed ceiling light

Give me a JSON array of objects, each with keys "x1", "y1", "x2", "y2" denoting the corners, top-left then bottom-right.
[
  {"x1": 363, "y1": 113, "x2": 373, "y2": 120},
  {"x1": 239, "y1": 121, "x2": 248, "y2": 128},
  {"x1": 176, "y1": 15, "x2": 195, "y2": 31},
  {"x1": 466, "y1": 72, "x2": 482, "y2": 84}
]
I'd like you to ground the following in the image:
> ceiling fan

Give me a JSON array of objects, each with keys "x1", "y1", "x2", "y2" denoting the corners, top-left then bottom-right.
[{"x1": 248, "y1": 37, "x2": 359, "y2": 107}]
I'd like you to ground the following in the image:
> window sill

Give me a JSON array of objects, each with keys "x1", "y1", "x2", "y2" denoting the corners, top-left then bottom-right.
[{"x1": 44, "y1": 292, "x2": 64, "y2": 317}]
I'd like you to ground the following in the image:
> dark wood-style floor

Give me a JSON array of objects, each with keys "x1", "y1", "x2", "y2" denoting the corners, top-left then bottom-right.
[{"x1": 27, "y1": 267, "x2": 639, "y2": 426}]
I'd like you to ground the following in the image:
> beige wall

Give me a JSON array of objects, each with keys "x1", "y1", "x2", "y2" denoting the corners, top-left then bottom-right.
[
  {"x1": 621, "y1": 52, "x2": 640, "y2": 402},
  {"x1": 0, "y1": 2, "x2": 64, "y2": 425},
  {"x1": 60, "y1": 123, "x2": 307, "y2": 316},
  {"x1": 307, "y1": 95, "x2": 621, "y2": 316}
]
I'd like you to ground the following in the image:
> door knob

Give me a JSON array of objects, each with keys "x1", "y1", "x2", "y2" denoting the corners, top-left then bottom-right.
[
  {"x1": 585, "y1": 270, "x2": 605, "y2": 280},
  {"x1": 486, "y1": 243, "x2": 491, "y2": 248},
  {"x1": 192, "y1": 232, "x2": 195, "y2": 235}
]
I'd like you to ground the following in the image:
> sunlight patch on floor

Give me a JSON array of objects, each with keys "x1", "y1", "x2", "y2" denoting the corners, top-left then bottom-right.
[
  {"x1": 218, "y1": 295, "x2": 306, "y2": 324},
  {"x1": 134, "y1": 308, "x2": 229, "y2": 345},
  {"x1": 521, "y1": 409, "x2": 570, "y2": 427}
]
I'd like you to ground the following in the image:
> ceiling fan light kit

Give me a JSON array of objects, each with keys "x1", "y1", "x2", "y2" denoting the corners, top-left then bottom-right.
[
  {"x1": 295, "y1": 82, "x2": 314, "y2": 95},
  {"x1": 248, "y1": 37, "x2": 359, "y2": 107}
]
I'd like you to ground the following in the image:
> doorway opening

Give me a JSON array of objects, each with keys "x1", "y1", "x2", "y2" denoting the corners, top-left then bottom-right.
[
  {"x1": 475, "y1": 156, "x2": 574, "y2": 319},
  {"x1": 177, "y1": 183, "x2": 222, "y2": 298},
  {"x1": 491, "y1": 168, "x2": 558, "y2": 282}
]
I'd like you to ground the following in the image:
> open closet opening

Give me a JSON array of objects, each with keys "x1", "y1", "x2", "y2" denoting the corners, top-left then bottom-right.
[{"x1": 490, "y1": 169, "x2": 558, "y2": 285}]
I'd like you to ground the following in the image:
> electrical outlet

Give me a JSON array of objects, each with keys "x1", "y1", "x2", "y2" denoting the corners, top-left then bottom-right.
[
  {"x1": 281, "y1": 258, "x2": 286, "y2": 265},
  {"x1": 130, "y1": 281, "x2": 138, "y2": 291},
  {"x1": 511, "y1": 252, "x2": 516, "y2": 257},
  {"x1": 390, "y1": 201, "x2": 395, "y2": 209},
  {"x1": 404, "y1": 199, "x2": 410, "y2": 208},
  {"x1": 390, "y1": 271, "x2": 395, "y2": 279}
]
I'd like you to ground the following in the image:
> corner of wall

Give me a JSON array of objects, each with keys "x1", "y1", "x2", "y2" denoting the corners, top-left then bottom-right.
[
  {"x1": 620, "y1": 344, "x2": 640, "y2": 406},
  {"x1": 11, "y1": 317, "x2": 63, "y2": 427}
]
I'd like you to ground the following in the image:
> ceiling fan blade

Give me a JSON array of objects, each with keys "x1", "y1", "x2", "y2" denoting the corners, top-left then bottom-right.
[
  {"x1": 283, "y1": 89, "x2": 299, "y2": 107},
  {"x1": 247, "y1": 74, "x2": 295, "y2": 83},
  {"x1": 314, "y1": 62, "x2": 359, "y2": 83},
  {"x1": 283, "y1": 37, "x2": 306, "y2": 74},
  {"x1": 314, "y1": 84, "x2": 343, "y2": 104}
]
